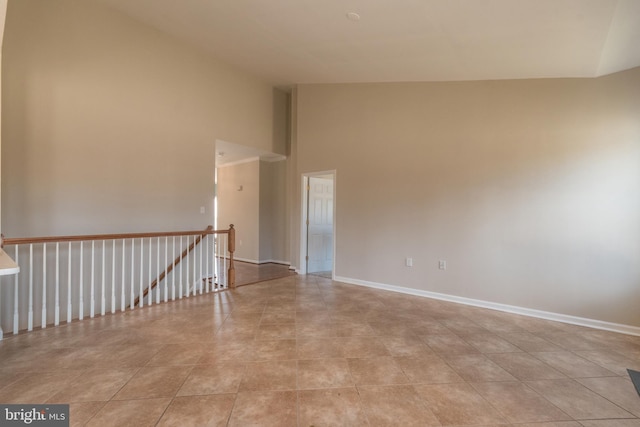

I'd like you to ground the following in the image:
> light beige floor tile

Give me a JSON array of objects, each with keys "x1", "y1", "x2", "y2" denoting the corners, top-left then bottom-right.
[
  {"x1": 251, "y1": 339, "x2": 297, "y2": 361},
  {"x1": 298, "y1": 358, "x2": 354, "y2": 389},
  {"x1": 505, "y1": 422, "x2": 581, "y2": 427},
  {"x1": 69, "y1": 401, "x2": 106, "y2": 427},
  {"x1": 228, "y1": 390, "x2": 297, "y2": 427},
  {"x1": 396, "y1": 355, "x2": 464, "y2": 384},
  {"x1": 298, "y1": 388, "x2": 370, "y2": 426},
  {"x1": 575, "y1": 350, "x2": 640, "y2": 376},
  {"x1": 368, "y1": 322, "x2": 416, "y2": 336},
  {"x1": 157, "y1": 394, "x2": 236, "y2": 427},
  {"x1": 239, "y1": 360, "x2": 297, "y2": 391},
  {"x1": 579, "y1": 421, "x2": 640, "y2": 427},
  {"x1": 86, "y1": 397, "x2": 170, "y2": 427},
  {"x1": 0, "y1": 371, "x2": 81, "y2": 404},
  {"x1": 348, "y1": 357, "x2": 408, "y2": 386},
  {"x1": 198, "y1": 340, "x2": 255, "y2": 363},
  {"x1": 48, "y1": 368, "x2": 137, "y2": 403},
  {"x1": 341, "y1": 337, "x2": 390, "y2": 358},
  {"x1": 531, "y1": 351, "x2": 618, "y2": 378},
  {"x1": 145, "y1": 343, "x2": 205, "y2": 366},
  {"x1": 113, "y1": 365, "x2": 192, "y2": 399},
  {"x1": 488, "y1": 352, "x2": 567, "y2": 381},
  {"x1": 526, "y1": 379, "x2": 634, "y2": 419},
  {"x1": 440, "y1": 318, "x2": 489, "y2": 335},
  {"x1": 260, "y1": 310, "x2": 295, "y2": 325},
  {"x1": 423, "y1": 334, "x2": 479, "y2": 355},
  {"x1": 358, "y1": 385, "x2": 440, "y2": 426},
  {"x1": 577, "y1": 376, "x2": 640, "y2": 417},
  {"x1": 379, "y1": 335, "x2": 434, "y2": 357},
  {"x1": 178, "y1": 361, "x2": 246, "y2": 395},
  {"x1": 470, "y1": 381, "x2": 571, "y2": 423},
  {"x1": 461, "y1": 333, "x2": 523, "y2": 353},
  {"x1": 96, "y1": 344, "x2": 163, "y2": 368},
  {"x1": 335, "y1": 321, "x2": 377, "y2": 337},
  {"x1": 444, "y1": 354, "x2": 517, "y2": 382},
  {"x1": 414, "y1": 382, "x2": 507, "y2": 426},
  {"x1": 296, "y1": 321, "x2": 337, "y2": 338},
  {"x1": 501, "y1": 332, "x2": 564, "y2": 352},
  {"x1": 255, "y1": 323, "x2": 296, "y2": 340},
  {"x1": 297, "y1": 337, "x2": 344, "y2": 358}
]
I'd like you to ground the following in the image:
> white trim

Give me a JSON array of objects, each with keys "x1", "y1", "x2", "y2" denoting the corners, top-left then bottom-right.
[
  {"x1": 334, "y1": 275, "x2": 640, "y2": 337},
  {"x1": 261, "y1": 156, "x2": 287, "y2": 163},
  {"x1": 217, "y1": 156, "x2": 260, "y2": 168}
]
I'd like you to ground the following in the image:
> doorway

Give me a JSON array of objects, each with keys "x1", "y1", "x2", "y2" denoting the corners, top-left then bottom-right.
[{"x1": 301, "y1": 172, "x2": 335, "y2": 278}]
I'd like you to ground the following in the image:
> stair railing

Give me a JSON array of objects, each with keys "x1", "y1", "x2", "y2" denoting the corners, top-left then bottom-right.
[{"x1": 0, "y1": 224, "x2": 235, "y2": 340}]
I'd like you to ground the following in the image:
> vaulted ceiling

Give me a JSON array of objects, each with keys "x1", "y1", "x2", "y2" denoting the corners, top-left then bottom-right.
[{"x1": 94, "y1": 0, "x2": 640, "y2": 86}]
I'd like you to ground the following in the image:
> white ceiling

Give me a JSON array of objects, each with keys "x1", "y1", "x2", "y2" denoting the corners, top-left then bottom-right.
[{"x1": 94, "y1": 0, "x2": 640, "y2": 86}]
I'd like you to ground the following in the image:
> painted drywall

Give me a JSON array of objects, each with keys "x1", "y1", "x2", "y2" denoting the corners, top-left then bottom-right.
[
  {"x1": 294, "y1": 67, "x2": 640, "y2": 327},
  {"x1": 259, "y1": 160, "x2": 287, "y2": 263},
  {"x1": 0, "y1": 0, "x2": 7, "y2": 231},
  {"x1": 217, "y1": 160, "x2": 260, "y2": 262},
  {"x1": 1, "y1": 0, "x2": 286, "y2": 237},
  {"x1": 217, "y1": 159, "x2": 287, "y2": 264}
]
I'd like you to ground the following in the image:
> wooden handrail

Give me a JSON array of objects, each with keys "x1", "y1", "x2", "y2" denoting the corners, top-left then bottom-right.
[
  {"x1": 1, "y1": 228, "x2": 229, "y2": 247},
  {"x1": 1, "y1": 223, "x2": 236, "y2": 296},
  {"x1": 134, "y1": 226, "x2": 213, "y2": 306}
]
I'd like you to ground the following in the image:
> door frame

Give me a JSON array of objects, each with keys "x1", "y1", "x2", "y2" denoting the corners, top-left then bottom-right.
[{"x1": 300, "y1": 170, "x2": 336, "y2": 277}]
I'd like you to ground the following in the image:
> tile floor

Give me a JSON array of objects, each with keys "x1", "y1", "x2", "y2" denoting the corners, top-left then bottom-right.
[
  {"x1": 1, "y1": 274, "x2": 640, "y2": 426},
  {"x1": 234, "y1": 261, "x2": 296, "y2": 287}
]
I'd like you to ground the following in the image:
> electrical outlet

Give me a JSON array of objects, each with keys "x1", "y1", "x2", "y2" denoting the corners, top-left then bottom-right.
[
  {"x1": 406, "y1": 257, "x2": 413, "y2": 267},
  {"x1": 439, "y1": 260, "x2": 446, "y2": 270},
  {"x1": 200, "y1": 206, "x2": 205, "y2": 214}
]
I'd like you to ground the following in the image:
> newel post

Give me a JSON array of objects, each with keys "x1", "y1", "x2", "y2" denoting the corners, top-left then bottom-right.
[{"x1": 228, "y1": 224, "x2": 236, "y2": 289}]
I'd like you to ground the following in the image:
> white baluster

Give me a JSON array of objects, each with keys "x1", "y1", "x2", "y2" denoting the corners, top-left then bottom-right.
[
  {"x1": 90, "y1": 241, "x2": 95, "y2": 318},
  {"x1": 171, "y1": 236, "x2": 176, "y2": 301},
  {"x1": 224, "y1": 235, "x2": 228, "y2": 288},
  {"x1": 79, "y1": 241, "x2": 84, "y2": 320},
  {"x1": 14, "y1": 246, "x2": 19, "y2": 334},
  {"x1": 67, "y1": 242, "x2": 72, "y2": 323},
  {"x1": 156, "y1": 237, "x2": 161, "y2": 304},
  {"x1": 186, "y1": 236, "x2": 190, "y2": 297},
  {"x1": 206, "y1": 234, "x2": 210, "y2": 293},
  {"x1": 164, "y1": 236, "x2": 168, "y2": 303},
  {"x1": 130, "y1": 239, "x2": 135, "y2": 310},
  {"x1": 111, "y1": 240, "x2": 116, "y2": 314},
  {"x1": 148, "y1": 237, "x2": 152, "y2": 306},
  {"x1": 28, "y1": 244, "x2": 33, "y2": 331},
  {"x1": 179, "y1": 236, "x2": 183, "y2": 299},
  {"x1": 55, "y1": 243, "x2": 60, "y2": 326},
  {"x1": 139, "y1": 238, "x2": 144, "y2": 308},
  {"x1": 193, "y1": 236, "x2": 197, "y2": 295},
  {"x1": 101, "y1": 240, "x2": 106, "y2": 316},
  {"x1": 121, "y1": 239, "x2": 126, "y2": 312},
  {"x1": 214, "y1": 237, "x2": 219, "y2": 289},
  {"x1": 42, "y1": 243, "x2": 47, "y2": 328},
  {"x1": 199, "y1": 235, "x2": 203, "y2": 294}
]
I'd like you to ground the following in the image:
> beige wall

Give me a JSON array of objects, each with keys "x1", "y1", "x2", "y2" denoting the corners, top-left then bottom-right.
[
  {"x1": 259, "y1": 160, "x2": 287, "y2": 263},
  {"x1": 217, "y1": 159, "x2": 287, "y2": 264},
  {"x1": 294, "y1": 68, "x2": 640, "y2": 327},
  {"x1": 217, "y1": 160, "x2": 260, "y2": 262},
  {"x1": 0, "y1": 0, "x2": 7, "y2": 231},
  {"x1": 1, "y1": 0, "x2": 286, "y2": 237}
]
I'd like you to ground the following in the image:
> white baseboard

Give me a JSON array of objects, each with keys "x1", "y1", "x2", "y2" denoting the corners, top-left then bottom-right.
[{"x1": 334, "y1": 275, "x2": 640, "y2": 337}]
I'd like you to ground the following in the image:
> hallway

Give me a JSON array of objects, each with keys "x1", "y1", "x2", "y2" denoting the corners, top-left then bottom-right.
[{"x1": 0, "y1": 275, "x2": 639, "y2": 426}]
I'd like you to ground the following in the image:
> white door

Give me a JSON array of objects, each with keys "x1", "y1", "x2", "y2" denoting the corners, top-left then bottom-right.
[{"x1": 307, "y1": 177, "x2": 333, "y2": 273}]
